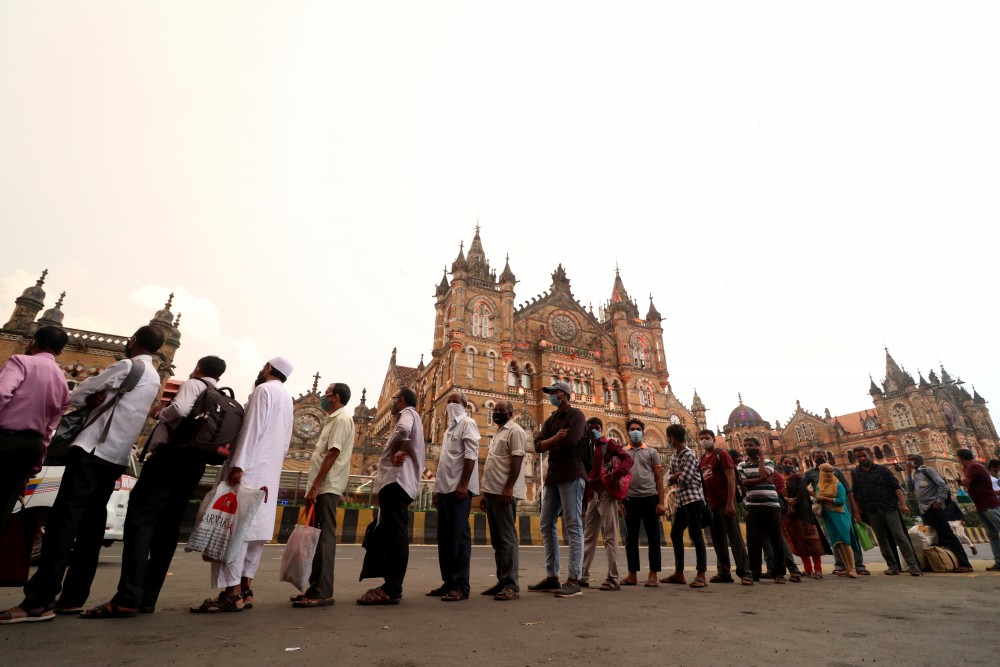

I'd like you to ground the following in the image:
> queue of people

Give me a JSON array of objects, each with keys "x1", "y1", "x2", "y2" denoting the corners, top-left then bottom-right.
[{"x1": 3, "y1": 343, "x2": 999, "y2": 622}]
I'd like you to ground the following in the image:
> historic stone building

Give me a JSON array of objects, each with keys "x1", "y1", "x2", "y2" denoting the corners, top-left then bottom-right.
[
  {"x1": 722, "y1": 350, "x2": 999, "y2": 490},
  {"x1": 1, "y1": 270, "x2": 181, "y2": 408},
  {"x1": 354, "y1": 227, "x2": 703, "y2": 508}
]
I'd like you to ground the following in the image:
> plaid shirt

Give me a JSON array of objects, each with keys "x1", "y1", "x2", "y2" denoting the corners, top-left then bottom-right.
[{"x1": 669, "y1": 446, "x2": 704, "y2": 507}]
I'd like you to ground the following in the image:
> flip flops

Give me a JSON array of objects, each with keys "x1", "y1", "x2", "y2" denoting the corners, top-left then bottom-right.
[
  {"x1": 0, "y1": 606, "x2": 55, "y2": 624},
  {"x1": 80, "y1": 602, "x2": 138, "y2": 619},
  {"x1": 357, "y1": 588, "x2": 402, "y2": 605},
  {"x1": 292, "y1": 597, "x2": 335, "y2": 608}
]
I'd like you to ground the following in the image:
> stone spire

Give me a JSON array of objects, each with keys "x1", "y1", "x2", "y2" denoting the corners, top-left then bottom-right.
[
  {"x1": 499, "y1": 254, "x2": 516, "y2": 284},
  {"x1": 4, "y1": 269, "x2": 48, "y2": 332},
  {"x1": 883, "y1": 349, "x2": 914, "y2": 390},
  {"x1": 37, "y1": 291, "x2": 66, "y2": 328},
  {"x1": 939, "y1": 364, "x2": 953, "y2": 384},
  {"x1": 353, "y1": 388, "x2": 371, "y2": 421},
  {"x1": 436, "y1": 267, "x2": 450, "y2": 296},
  {"x1": 605, "y1": 267, "x2": 639, "y2": 318},
  {"x1": 417, "y1": 353, "x2": 425, "y2": 371},
  {"x1": 465, "y1": 225, "x2": 493, "y2": 282},
  {"x1": 869, "y1": 374, "x2": 882, "y2": 396},
  {"x1": 311, "y1": 372, "x2": 321, "y2": 394},
  {"x1": 451, "y1": 241, "x2": 467, "y2": 272},
  {"x1": 973, "y1": 387, "x2": 987, "y2": 404},
  {"x1": 646, "y1": 294, "x2": 662, "y2": 322}
]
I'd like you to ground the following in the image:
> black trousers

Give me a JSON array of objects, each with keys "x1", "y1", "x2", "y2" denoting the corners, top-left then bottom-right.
[
  {"x1": 708, "y1": 507, "x2": 750, "y2": 578},
  {"x1": 112, "y1": 446, "x2": 207, "y2": 608},
  {"x1": 623, "y1": 495, "x2": 661, "y2": 573},
  {"x1": 670, "y1": 500, "x2": 708, "y2": 573},
  {"x1": 377, "y1": 483, "x2": 413, "y2": 598},
  {"x1": 0, "y1": 430, "x2": 44, "y2": 539},
  {"x1": 436, "y1": 491, "x2": 473, "y2": 596},
  {"x1": 23, "y1": 447, "x2": 125, "y2": 610},
  {"x1": 746, "y1": 505, "x2": 786, "y2": 578},
  {"x1": 922, "y1": 505, "x2": 973, "y2": 568},
  {"x1": 305, "y1": 492, "x2": 340, "y2": 599},
  {"x1": 484, "y1": 493, "x2": 519, "y2": 589}
]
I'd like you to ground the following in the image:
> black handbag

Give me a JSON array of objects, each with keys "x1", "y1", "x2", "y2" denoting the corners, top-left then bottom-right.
[
  {"x1": 45, "y1": 407, "x2": 92, "y2": 465},
  {"x1": 359, "y1": 509, "x2": 385, "y2": 581}
]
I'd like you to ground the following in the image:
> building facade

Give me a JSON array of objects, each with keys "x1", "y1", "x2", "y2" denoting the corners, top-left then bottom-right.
[
  {"x1": 354, "y1": 228, "x2": 703, "y2": 508},
  {"x1": 723, "y1": 351, "x2": 999, "y2": 490}
]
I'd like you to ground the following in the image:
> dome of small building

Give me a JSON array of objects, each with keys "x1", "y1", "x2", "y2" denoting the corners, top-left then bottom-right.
[{"x1": 727, "y1": 394, "x2": 765, "y2": 428}]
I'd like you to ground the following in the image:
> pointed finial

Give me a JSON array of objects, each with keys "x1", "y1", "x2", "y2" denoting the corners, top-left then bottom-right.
[
  {"x1": 738, "y1": 392, "x2": 743, "y2": 404},
  {"x1": 360, "y1": 388, "x2": 367, "y2": 403},
  {"x1": 312, "y1": 372, "x2": 321, "y2": 393},
  {"x1": 55, "y1": 291, "x2": 65, "y2": 308},
  {"x1": 37, "y1": 269, "x2": 48, "y2": 287},
  {"x1": 615, "y1": 262, "x2": 620, "y2": 276},
  {"x1": 173, "y1": 313, "x2": 182, "y2": 327},
  {"x1": 459, "y1": 240, "x2": 464, "y2": 252},
  {"x1": 164, "y1": 292, "x2": 174, "y2": 309}
]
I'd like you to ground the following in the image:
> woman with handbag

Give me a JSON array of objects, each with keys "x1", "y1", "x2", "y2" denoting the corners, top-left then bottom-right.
[
  {"x1": 815, "y1": 463, "x2": 860, "y2": 578},
  {"x1": 779, "y1": 457, "x2": 831, "y2": 579}
]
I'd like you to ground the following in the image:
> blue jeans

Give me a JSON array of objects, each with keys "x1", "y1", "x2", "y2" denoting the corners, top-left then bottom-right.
[
  {"x1": 540, "y1": 478, "x2": 585, "y2": 580},
  {"x1": 977, "y1": 507, "x2": 1000, "y2": 567}
]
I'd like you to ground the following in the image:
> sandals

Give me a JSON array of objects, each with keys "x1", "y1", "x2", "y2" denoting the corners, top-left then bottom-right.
[
  {"x1": 357, "y1": 587, "x2": 402, "y2": 606},
  {"x1": 240, "y1": 589, "x2": 254, "y2": 609},
  {"x1": 789, "y1": 573, "x2": 802, "y2": 583},
  {"x1": 80, "y1": 602, "x2": 138, "y2": 619},
  {"x1": 773, "y1": 576, "x2": 786, "y2": 584},
  {"x1": 689, "y1": 577, "x2": 708, "y2": 589},
  {"x1": 493, "y1": 586, "x2": 520, "y2": 601},
  {"x1": 643, "y1": 580, "x2": 659, "y2": 588},
  {"x1": 190, "y1": 593, "x2": 243, "y2": 613},
  {"x1": 812, "y1": 572, "x2": 823, "y2": 579},
  {"x1": 481, "y1": 584, "x2": 504, "y2": 596},
  {"x1": 0, "y1": 606, "x2": 55, "y2": 624},
  {"x1": 740, "y1": 577, "x2": 754, "y2": 586},
  {"x1": 426, "y1": 586, "x2": 448, "y2": 597},
  {"x1": 440, "y1": 590, "x2": 468, "y2": 602},
  {"x1": 709, "y1": 575, "x2": 734, "y2": 583},
  {"x1": 659, "y1": 574, "x2": 687, "y2": 585},
  {"x1": 620, "y1": 578, "x2": 638, "y2": 586},
  {"x1": 292, "y1": 597, "x2": 335, "y2": 608},
  {"x1": 599, "y1": 579, "x2": 621, "y2": 591}
]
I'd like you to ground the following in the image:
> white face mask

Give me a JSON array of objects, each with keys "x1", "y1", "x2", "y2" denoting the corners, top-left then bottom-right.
[
  {"x1": 699, "y1": 438, "x2": 714, "y2": 449},
  {"x1": 446, "y1": 402, "x2": 465, "y2": 424}
]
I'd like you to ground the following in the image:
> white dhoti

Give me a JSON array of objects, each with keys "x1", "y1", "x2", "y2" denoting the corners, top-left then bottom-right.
[{"x1": 211, "y1": 540, "x2": 266, "y2": 588}]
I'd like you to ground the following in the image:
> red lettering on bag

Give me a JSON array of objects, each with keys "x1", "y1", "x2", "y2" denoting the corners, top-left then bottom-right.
[{"x1": 211, "y1": 492, "x2": 239, "y2": 514}]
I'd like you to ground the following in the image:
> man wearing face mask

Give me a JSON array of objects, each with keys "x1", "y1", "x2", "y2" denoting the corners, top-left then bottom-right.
[
  {"x1": 850, "y1": 446, "x2": 920, "y2": 576},
  {"x1": 428, "y1": 392, "x2": 481, "y2": 602},
  {"x1": 580, "y1": 416, "x2": 632, "y2": 590},
  {"x1": 804, "y1": 451, "x2": 869, "y2": 575},
  {"x1": 291, "y1": 383, "x2": 354, "y2": 607},
  {"x1": 479, "y1": 400, "x2": 526, "y2": 600},
  {"x1": 621, "y1": 419, "x2": 664, "y2": 587},
  {"x1": 735, "y1": 438, "x2": 785, "y2": 584},
  {"x1": 4, "y1": 326, "x2": 163, "y2": 624},
  {"x1": 527, "y1": 382, "x2": 587, "y2": 598},
  {"x1": 699, "y1": 429, "x2": 749, "y2": 584},
  {"x1": 664, "y1": 424, "x2": 709, "y2": 588}
]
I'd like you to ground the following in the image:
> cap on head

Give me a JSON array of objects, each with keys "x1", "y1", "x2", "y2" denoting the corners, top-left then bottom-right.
[
  {"x1": 542, "y1": 381, "x2": 571, "y2": 396},
  {"x1": 268, "y1": 356, "x2": 294, "y2": 378}
]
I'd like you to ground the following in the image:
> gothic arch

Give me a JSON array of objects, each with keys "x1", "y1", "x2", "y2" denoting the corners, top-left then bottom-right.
[
  {"x1": 469, "y1": 299, "x2": 498, "y2": 339},
  {"x1": 629, "y1": 333, "x2": 651, "y2": 369}
]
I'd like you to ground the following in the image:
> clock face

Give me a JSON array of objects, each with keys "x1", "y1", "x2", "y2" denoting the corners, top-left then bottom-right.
[
  {"x1": 294, "y1": 413, "x2": 322, "y2": 439},
  {"x1": 552, "y1": 314, "x2": 578, "y2": 342},
  {"x1": 669, "y1": 414, "x2": 681, "y2": 425}
]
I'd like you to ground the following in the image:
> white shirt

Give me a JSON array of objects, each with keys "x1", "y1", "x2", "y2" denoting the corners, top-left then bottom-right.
[
  {"x1": 375, "y1": 406, "x2": 425, "y2": 499},
  {"x1": 69, "y1": 355, "x2": 162, "y2": 466},
  {"x1": 435, "y1": 413, "x2": 481, "y2": 495},
  {"x1": 146, "y1": 376, "x2": 217, "y2": 454},
  {"x1": 991, "y1": 474, "x2": 1000, "y2": 494},
  {"x1": 307, "y1": 406, "x2": 355, "y2": 496},
  {"x1": 481, "y1": 420, "x2": 526, "y2": 499},
  {"x1": 223, "y1": 379, "x2": 294, "y2": 542}
]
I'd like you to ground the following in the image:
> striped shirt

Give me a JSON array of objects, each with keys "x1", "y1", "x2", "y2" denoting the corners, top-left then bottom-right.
[{"x1": 736, "y1": 459, "x2": 781, "y2": 508}]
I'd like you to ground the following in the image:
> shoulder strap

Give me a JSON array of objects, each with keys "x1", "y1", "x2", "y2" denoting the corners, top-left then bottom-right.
[{"x1": 96, "y1": 358, "x2": 148, "y2": 445}]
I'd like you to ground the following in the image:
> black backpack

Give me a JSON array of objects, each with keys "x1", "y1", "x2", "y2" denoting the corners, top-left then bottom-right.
[{"x1": 173, "y1": 379, "x2": 245, "y2": 465}]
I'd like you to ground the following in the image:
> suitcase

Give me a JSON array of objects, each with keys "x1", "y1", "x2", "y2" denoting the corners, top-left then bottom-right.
[{"x1": 0, "y1": 506, "x2": 39, "y2": 586}]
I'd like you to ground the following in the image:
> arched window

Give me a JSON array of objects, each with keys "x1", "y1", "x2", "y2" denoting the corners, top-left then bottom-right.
[
  {"x1": 864, "y1": 417, "x2": 878, "y2": 431},
  {"x1": 471, "y1": 301, "x2": 495, "y2": 339},
  {"x1": 630, "y1": 335, "x2": 650, "y2": 369},
  {"x1": 487, "y1": 351, "x2": 496, "y2": 382},
  {"x1": 603, "y1": 379, "x2": 611, "y2": 404},
  {"x1": 847, "y1": 450, "x2": 856, "y2": 464},
  {"x1": 582, "y1": 380, "x2": 591, "y2": 395},
  {"x1": 507, "y1": 362, "x2": 519, "y2": 387},
  {"x1": 466, "y1": 402, "x2": 476, "y2": 415},
  {"x1": 826, "y1": 450, "x2": 835, "y2": 464},
  {"x1": 610, "y1": 381, "x2": 621, "y2": 406},
  {"x1": 521, "y1": 364, "x2": 533, "y2": 389},
  {"x1": 466, "y1": 347, "x2": 477, "y2": 379},
  {"x1": 874, "y1": 446, "x2": 884, "y2": 459},
  {"x1": 883, "y1": 443, "x2": 895, "y2": 459},
  {"x1": 571, "y1": 378, "x2": 582, "y2": 395},
  {"x1": 806, "y1": 423, "x2": 815, "y2": 438},
  {"x1": 795, "y1": 425, "x2": 803, "y2": 441},
  {"x1": 485, "y1": 401, "x2": 495, "y2": 426}
]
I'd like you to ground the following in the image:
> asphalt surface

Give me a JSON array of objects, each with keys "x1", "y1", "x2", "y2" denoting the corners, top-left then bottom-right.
[{"x1": 2, "y1": 542, "x2": 998, "y2": 666}]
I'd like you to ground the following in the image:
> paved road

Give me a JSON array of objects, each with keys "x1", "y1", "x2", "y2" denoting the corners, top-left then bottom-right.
[{"x1": 3, "y1": 543, "x2": 998, "y2": 666}]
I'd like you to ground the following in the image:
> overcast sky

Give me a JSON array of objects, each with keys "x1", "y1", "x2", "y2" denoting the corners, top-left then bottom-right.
[{"x1": 2, "y1": 2, "x2": 997, "y2": 430}]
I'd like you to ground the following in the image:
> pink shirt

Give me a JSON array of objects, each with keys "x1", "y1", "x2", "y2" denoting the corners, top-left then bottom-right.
[{"x1": 0, "y1": 352, "x2": 71, "y2": 446}]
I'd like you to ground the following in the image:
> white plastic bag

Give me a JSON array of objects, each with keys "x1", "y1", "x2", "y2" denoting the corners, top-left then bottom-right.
[
  {"x1": 186, "y1": 482, "x2": 266, "y2": 564},
  {"x1": 280, "y1": 507, "x2": 321, "y2": 592},
  {"x1": 908, "y1": 524, "x2": 934, "y2": 569}
]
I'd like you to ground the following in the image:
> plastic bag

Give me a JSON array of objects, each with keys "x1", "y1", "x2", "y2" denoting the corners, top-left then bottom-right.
[
  {"x1": 280, "y1": 507, "x2": 321, "y2": 592},
  {"x1": 854, "y1": 521, "x2": 875, "y2": 551},
  {"x1": 185, "y1": 482, "x2": 266, "y2": 564}
]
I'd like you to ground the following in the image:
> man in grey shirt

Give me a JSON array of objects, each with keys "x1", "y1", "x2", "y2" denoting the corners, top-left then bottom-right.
[
  {"x1": 620, "y1": 418, "x2": 665, "y2": 587},
  {"x1": 905, "y1": 454, "x2": 973, "y2": 572}
]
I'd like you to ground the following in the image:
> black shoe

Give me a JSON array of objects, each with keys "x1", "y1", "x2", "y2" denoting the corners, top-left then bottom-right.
[
  {"x1": 527, "y1": 577, "x2": 561, "y2": 592},
  {"x1": 481, "y1": 584, "x2": 504, "y2": 596},
  {"x1": 578, "y1": 579, "x2": 590, "y2": 588}
]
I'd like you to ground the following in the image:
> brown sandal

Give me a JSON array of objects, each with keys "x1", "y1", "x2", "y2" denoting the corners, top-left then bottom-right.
[
  {"x1": 659, "y1": 574, "x2": 687, "y2": 585},
  {"x1": 80, "y1": 602, "x2": 138, "y2": 619},
  {"x1": 440, "y1": 590, "x2": 468, "y2": 601},
  {"x1": 493, "y1": 586, "x2": 520, "y2": 601},
  {"x1": 357, "y1": 588, "x2": 401, "y2": 605},
  {"x1": 689, "y1": 577, "x2": 708, "y2": 589}
]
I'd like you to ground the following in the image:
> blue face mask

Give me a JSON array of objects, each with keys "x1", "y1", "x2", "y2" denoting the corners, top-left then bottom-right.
[
  {"x1": 320, "y1": 396, "x2": 330, "y2": 412},
  {"x1": 591, "y1": 429, "x2": 602, "y2": 440},
  {"x1": 629, "y1": 430, "x2": 643, "y2": 444},
  {"x1": 548, "y1": 394, "x2": 562, "y2": 406}
]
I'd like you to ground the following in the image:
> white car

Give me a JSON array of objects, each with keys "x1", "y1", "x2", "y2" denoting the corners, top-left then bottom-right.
[{"x1": 16, "y1": 452, "x2": 140, "y2": 559}]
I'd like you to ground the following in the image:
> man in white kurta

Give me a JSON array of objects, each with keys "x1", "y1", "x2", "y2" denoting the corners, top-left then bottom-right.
[{"x1": 209, "y1": 357, "x2": 293, "y2": 603}]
